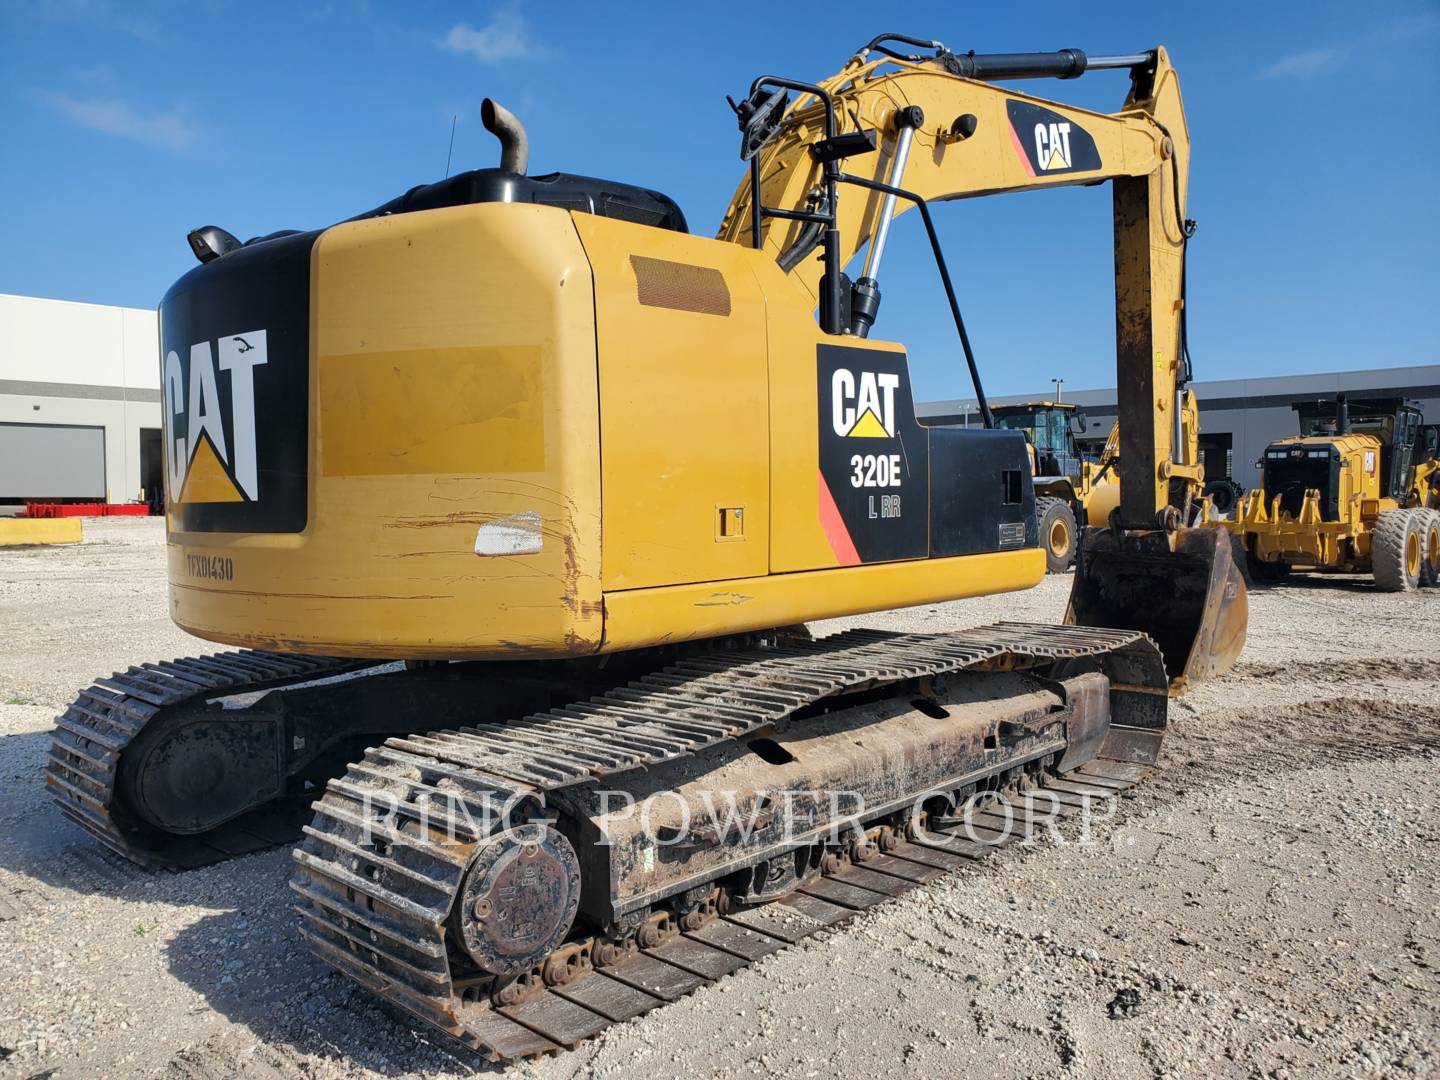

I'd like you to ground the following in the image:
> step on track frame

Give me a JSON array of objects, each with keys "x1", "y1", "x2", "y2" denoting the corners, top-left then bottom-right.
[{"x1": 290, "y1": 622, "x2": 1168, "y2": 1060}]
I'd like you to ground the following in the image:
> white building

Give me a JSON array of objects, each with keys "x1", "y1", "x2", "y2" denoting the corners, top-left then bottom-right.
[{"x1": 0, "y1": 294, "x2": 161, "y2": 505}]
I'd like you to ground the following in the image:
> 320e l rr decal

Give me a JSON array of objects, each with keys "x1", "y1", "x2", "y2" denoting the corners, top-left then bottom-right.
[{"x1": 816, "y1": 345, "x2": 929, "y2": 565}]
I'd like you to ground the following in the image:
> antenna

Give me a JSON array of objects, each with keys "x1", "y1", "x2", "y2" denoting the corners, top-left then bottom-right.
[{"x1": 444, "y1": 114, "x2": 457, "y2": 178}]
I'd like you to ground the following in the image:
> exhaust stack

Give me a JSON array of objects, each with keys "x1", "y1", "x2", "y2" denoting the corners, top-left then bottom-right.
[
  {"x1": 1335, "y1": 393, "x2": 1350, "y2": 436},
  {"x1": 481, "y1": 98, "x2": 529, "y2": 175}
]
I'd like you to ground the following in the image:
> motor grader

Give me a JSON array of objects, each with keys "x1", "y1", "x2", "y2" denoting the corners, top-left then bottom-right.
[
  {"x1": 47, "y1": 35, "x2": 1247, "y2": 1059},
  {"x1": 1232, "y1": 394, "x2": 1440, "y2": 589}
]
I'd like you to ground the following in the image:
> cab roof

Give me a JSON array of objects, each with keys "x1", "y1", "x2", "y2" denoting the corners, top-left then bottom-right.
[{"x1": 991, "y1": 401, "x2": 1079, "y2": 413}]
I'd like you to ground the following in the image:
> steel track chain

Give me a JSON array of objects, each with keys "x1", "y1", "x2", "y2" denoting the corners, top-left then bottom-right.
[
  {"x1": 290, "y1": 622, "x2": 1164, "y2": 1059},
  {"x1": 45, "y1": 650, "x2": 372, "y2": 868}
]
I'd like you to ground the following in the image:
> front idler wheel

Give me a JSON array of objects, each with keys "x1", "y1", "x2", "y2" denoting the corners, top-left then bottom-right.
[{"x1": 454, "y1": 822, "x2": 581, "y2": 979}]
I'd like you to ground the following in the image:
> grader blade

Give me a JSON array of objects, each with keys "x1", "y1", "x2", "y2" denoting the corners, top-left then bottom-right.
[{"x1": 1066, "y1": 526, "x2": 1247, "y2": 690}]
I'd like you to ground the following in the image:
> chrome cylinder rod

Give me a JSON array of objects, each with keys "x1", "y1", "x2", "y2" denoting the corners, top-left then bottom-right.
[
  {"x1": 1086, "y1": 52, "x2": 1154, "y2": 70},
  {"x1": 860, "y1": 111, "x2": 920, "y2": 281}
]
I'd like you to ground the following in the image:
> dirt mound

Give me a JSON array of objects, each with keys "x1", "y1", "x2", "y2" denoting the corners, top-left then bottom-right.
[
  {"x1": 1231, "y1": 657, "x2": 1440, "y2": 685},
  {"x1": 1166, "y1": 697, "x2": 1440, "y2": 789}
]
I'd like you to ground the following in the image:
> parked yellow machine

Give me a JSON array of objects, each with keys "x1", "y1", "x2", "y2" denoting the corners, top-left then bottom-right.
[
  {"x1": 1230, "y1": 394, "x2": 1440, "y2": 589},
  {"x1": 992, "y1": 400, "x2": 1100, "y2": 572},
  {"x1": 1080, "y1": 386, "x2": 1213, "y2": 533},
  {"x1": 49, "y1": 36, "x2": 1248, "y2": 1058},
  {"x1": 999, "y1": 388, "x2": 1209, "y2": 573}
]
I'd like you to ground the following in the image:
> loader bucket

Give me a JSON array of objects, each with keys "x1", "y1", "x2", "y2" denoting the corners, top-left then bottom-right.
[{"x1": 1066, "y1": 525, "x2": 1247, "y2": 691}]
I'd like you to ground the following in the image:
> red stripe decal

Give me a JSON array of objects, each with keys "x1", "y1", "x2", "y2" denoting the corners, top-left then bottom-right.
[
  {"x1": 1007, "y1": 121, "x2": 1035, "y2": 178},
  {"x1": 817, "y1": 470, "x2": 861, "y2": 566}
]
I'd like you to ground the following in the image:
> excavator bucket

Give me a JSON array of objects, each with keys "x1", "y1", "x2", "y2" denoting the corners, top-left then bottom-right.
[{"x1": 1066, "y1": 525, "x2": 1247, "y2": 691}]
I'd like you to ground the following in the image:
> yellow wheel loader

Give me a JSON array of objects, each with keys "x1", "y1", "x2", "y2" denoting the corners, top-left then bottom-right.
[
  {"x1": 992, "y1": 400, "x2": 1092, "y2": 572},
  {"x1": 46, "y1": 36, "x2": 1246, "y2": 1058},
  {"x1": 1230, "y1": 394, "x2": 1440, "y2": 590},
  {"x1": 1000, "y1": 389, "x2": 1212, "y2": 574}
]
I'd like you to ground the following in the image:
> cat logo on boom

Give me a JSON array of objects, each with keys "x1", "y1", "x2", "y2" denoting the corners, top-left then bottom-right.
[
  {"x1": 831, "y1": 368, "x2": 900, "y2": 439},
  {"x1": 1004, "y1": 100, "x2": 1102, "y2": 177},
  {"x1": 1034, "y1": 121, "x2": 1073, "y2": 171},
  {"x1": 163, "y1": 330, "x2": 268, "y2": 504}
]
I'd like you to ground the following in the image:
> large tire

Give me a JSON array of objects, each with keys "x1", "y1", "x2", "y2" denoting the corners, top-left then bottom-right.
[
  {"x1": 1035, "y1": 496, "x2": 1077, "y2": 573},
  {"x1": 1372, "y1": 509, "x2": 1423, "y2": 592},
  {"x1": 1202, "y1": 477, "x2": 1243, "y2": 517},
  {"x1": 1418, "y1": 510, "x2": 1440, "y2": 588}
]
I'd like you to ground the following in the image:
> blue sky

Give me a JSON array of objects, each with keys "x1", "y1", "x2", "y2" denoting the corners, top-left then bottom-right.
[{"x1": 1, "y1": 1, "x2": 1437, "y2": 402}]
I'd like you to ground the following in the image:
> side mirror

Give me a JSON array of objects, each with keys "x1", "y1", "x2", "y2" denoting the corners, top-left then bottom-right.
[
  {"x1": 187, "y1": 225, "x2": 242, "y2": 265},
  {"x1": 1070, "y1": 412, "x2": 1088, "y2": 435},
  {"x1": 731, "y1": 86, "x2": 789, "y2": 161}
]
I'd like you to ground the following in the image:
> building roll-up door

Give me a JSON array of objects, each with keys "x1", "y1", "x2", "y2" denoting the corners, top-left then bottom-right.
[{"x1": 0, "y1": 423, "x2": 106, "y2": 499}]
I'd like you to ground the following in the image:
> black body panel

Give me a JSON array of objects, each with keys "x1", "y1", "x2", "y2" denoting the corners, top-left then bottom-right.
[
  {"x1": 356, "y1": 168, "x2": 688, "y2": 233},
  {"x1": 233, "y1": 170, "x2": 687, "y2": 255},
  {"x1": 160, "y1": 230, "x2": 316, "y2": 533},
  {"x1": 929, "y1": 428, "x2": 1037, "y2": 556},
  {"x1": 815, "y1": 344, "x2": 1036, "y2": 564}
]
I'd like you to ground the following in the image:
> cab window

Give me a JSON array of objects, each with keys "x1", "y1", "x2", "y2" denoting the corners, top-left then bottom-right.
[
  {"x1": 1046, "y1": 411, "x2": 1068, "y2": 453},
  {"x1": 1349, "y1": 415, "x2": 1394, "y2": 445},
  {"x1": 995, "y1": 413, "x2": 1040, "y2": 447}
]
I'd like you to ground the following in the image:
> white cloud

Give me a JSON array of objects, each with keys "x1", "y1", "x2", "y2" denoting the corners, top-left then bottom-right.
[
  {"x1": 441, "y1": 10, "x2": 533, "y2": 63},
  {"x1": 1259, "y1": 46, "x2": 1342, "y2": 79},
  {"x1": 41, "y1": 92, "x2": 197, "y2": 151},
  {"x1": 1261, "y1": 12, "x2": 1440, "y2": 79},
  {"x1": 1382, "y1": 11, "x2": 1440, "y2": 39}
]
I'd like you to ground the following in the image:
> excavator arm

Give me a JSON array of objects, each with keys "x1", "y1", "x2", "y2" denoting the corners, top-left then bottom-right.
[
  {"x1": 719, "y1": 41, "x2": 1245, "y2": 686},
  {"x1": 720, "y1": 44, "x2": 1196, "y2": 526}
]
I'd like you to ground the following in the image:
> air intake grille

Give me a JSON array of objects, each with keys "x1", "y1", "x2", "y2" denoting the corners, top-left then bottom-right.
[
  {"x1": 629, "y1": 255, "x2": 731, "y2": 316},
  {"x1": 1263, "y1": 458, "x2": 1339, "y2": 520}
]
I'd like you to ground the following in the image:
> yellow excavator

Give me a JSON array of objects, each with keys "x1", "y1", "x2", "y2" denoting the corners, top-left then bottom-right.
[{"x1": 47, "y1": 36, "x2": 1246, "y2": 1058}]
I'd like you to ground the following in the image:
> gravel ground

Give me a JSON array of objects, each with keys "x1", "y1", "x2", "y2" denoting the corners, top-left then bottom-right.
[{"x1": 1, "y1": 518, "x2": 1436, "y2": 1079}]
